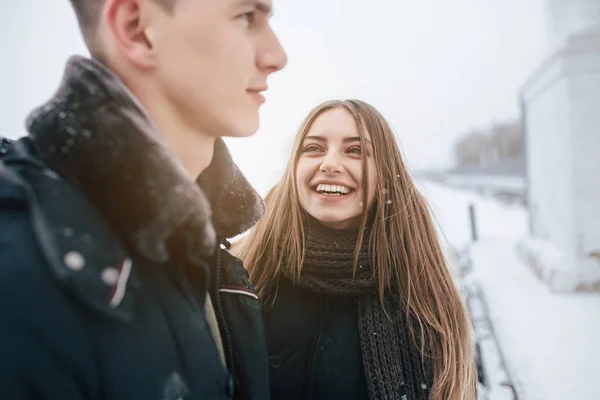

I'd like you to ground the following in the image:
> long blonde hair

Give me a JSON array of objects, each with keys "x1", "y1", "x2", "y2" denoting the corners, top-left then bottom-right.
[{"x1": 241, "y1": 99, "x2": 476, "y2": 399}]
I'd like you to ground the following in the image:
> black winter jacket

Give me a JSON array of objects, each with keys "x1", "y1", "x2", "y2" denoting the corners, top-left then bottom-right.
[
  {"x1": 262, "y1": 280, "x2": 370, "y2": 400},
  {"x1": 0, "y1": 56, "x2": 268, "y2": 400}
]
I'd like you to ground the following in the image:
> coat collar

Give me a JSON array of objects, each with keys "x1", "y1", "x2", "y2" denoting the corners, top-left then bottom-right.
[
  {"x1": 26, "y1": 55, "x2": 264, "y2": 265},
  {"x1": 8, "y1": 55, "x2": 265, "y2": 320}
]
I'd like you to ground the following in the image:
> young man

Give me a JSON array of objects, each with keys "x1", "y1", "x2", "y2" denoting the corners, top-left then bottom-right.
[{"x1": 0, "y1": 0, "x2": 286, "y2": 399}]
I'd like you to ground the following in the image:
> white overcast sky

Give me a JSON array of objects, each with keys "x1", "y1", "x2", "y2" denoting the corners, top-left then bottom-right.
[{"x1": 0, "y1": 1, "x2": 549, "y2": 194}]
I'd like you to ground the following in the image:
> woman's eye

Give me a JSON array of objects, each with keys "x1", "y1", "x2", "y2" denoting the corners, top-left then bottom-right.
[
  {"x1": 347, "y1": 146, "x2": 362, "y2": 155},
  {"x1": 302, "y1": 145, "x2": 322, "y2": 153}
]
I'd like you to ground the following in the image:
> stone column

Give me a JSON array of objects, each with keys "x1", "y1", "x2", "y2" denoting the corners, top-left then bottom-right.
[{"x1": 519, "y1": 0, "x2": 600, "y2": 291}]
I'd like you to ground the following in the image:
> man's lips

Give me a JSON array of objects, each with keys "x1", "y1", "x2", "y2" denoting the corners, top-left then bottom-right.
[{"x1": 247, "y1": 88, "x2": 266, "y2": 104}]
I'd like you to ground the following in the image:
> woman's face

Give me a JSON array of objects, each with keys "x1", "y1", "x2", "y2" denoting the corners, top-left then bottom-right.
[{"x1": 295, "y1": 107, "x2": 377, "y2": 230}]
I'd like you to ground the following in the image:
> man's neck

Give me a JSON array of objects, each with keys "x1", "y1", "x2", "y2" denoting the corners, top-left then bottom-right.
[
  {"x1": 145, "y1": 105, "x2": 216, "y2": 180},
  {"x1": 119, "y1": 73, "x2": 215, "y2": 180},
  {"x1": 161, "y1": 125, "x2": 216, "y2": 180}
]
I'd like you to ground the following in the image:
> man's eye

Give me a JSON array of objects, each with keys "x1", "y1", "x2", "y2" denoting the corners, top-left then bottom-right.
[{"x1": 238, "y1": 12, "x2": 256, "y2": 27}]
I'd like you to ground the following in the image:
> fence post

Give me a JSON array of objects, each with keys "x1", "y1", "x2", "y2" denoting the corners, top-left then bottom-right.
[{"x1": 469, "y1": 203, "x2": 478, "y2": 242}]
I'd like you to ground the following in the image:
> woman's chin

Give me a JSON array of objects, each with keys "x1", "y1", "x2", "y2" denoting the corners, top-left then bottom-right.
[{"x1": 308, "y1": 212, "x2": 361, "y2": 230}]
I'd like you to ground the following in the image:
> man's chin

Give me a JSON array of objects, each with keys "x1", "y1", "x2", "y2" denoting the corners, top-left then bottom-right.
[{"x1": 222, "y1": 118, "x2": 259, "y2": 138}]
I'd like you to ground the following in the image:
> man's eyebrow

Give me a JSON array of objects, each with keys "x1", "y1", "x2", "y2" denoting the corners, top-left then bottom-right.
[
  {"x1": 256, "y1": 0, "x2": 273, "y2": 15},
  {"x1": 237, "y1": 0, "x2": 273, "y2": 15}
]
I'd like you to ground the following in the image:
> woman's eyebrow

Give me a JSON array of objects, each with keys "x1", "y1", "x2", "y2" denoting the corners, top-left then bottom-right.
[{"x1": 304, "y1": 135, "x2": 373, "y2": 144}]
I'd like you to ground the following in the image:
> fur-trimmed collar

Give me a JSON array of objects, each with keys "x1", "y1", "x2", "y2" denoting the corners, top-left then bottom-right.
[{"x1": 26, "y1": 55, "x2": 264, "y2": 264}]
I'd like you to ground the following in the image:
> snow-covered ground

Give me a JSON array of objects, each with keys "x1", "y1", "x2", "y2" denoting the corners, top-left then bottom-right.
[
  {"x1": 418, "y1": 180, "x2": 528, "y2": 248},
  {"x1": 419, "y1": 180, "x2": 600, "y2": 399},
  {"x1": 442, "y1": 174, "x2": 526, "y2": 196}
]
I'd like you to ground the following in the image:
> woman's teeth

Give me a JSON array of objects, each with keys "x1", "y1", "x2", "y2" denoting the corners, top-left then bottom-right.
[{"x1": 315, "y1": 184, "x2": 352, "y2": 196}]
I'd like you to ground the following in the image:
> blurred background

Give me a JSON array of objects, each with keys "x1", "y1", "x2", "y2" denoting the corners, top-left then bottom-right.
[{"x1": 1, "y1": 1, "x2": 599, "y2": 399}]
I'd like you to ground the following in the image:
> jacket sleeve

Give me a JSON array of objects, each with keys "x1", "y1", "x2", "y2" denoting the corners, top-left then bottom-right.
[{"x1": 0, "y1": 207, "x2": 97, "y2": 399}]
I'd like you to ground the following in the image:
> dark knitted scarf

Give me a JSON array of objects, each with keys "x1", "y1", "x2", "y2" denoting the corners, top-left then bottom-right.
[{"x1": 293, "y1": 220, "x2": 433, "y2": 400}]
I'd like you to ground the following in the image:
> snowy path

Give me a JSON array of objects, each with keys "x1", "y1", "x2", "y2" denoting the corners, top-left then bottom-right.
[
  {"x1": 470, "y1": 240, "x2": 600, "y2": 399},
  {"x1": 419, "y1": 181, "x2": 600, "y2": 399}
]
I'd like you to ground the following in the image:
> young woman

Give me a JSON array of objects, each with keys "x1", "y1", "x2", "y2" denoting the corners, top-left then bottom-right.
[{"x1": 236, "y1": 99, "x2": 476, "y2": 400}]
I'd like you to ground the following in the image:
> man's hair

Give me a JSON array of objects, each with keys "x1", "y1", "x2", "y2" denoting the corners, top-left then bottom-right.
[
  {"x1": 68, "y1": 0, "x2": 174, "y2": 55},
  {"x1": 69, "y1": 0, "x2": 104, "y2": 44}
]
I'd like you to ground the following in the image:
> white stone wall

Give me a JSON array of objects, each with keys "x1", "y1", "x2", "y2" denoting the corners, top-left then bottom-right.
[
  {"x1": 570, "y1": 68, "x2": 600, "y2": 265},
  {"x1": 546, "y1": 0, "x2": 600, "y2": 47},
  {"x1": 524, "y1": 63, "x2": 576, "y2": 269},
  {"x1": 521, "y1": 1, "x2": 600, "y2": 284}
]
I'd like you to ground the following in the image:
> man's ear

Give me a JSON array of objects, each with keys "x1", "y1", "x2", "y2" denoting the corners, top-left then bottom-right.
[{"x1": 103, "y1": 0, "x2": 157, "y2": 69}]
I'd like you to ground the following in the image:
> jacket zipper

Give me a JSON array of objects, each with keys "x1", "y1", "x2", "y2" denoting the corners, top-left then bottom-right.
[{"x1": 302, "y1": 294, "x2": 328, "y2": 399}]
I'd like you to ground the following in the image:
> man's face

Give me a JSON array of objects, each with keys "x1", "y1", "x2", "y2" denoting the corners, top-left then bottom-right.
[{"x1": 148, "y1": 0, "x2": 287, "y2": 138}]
